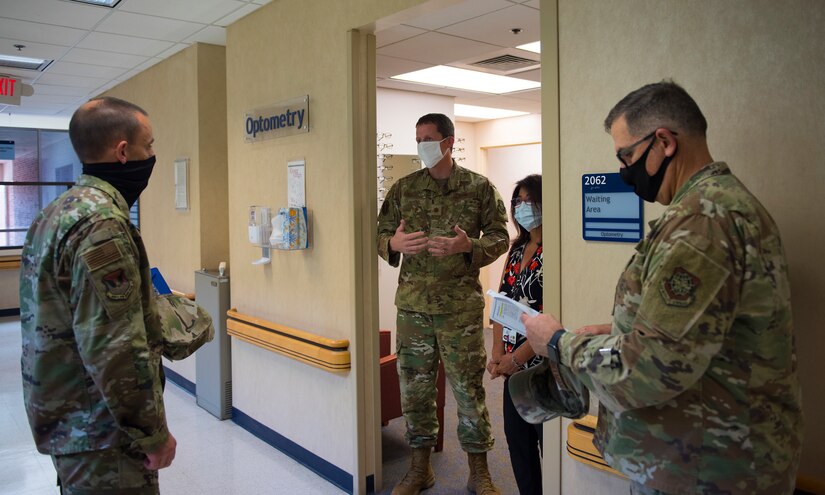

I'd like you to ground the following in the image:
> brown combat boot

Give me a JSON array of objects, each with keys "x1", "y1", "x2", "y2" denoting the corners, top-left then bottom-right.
[
  {"x1": 466, "y1": 452, "x2": 500, "y2": 495},
  {"x1": 391, "y1": 447, "x2": 435, "y2": 495}
]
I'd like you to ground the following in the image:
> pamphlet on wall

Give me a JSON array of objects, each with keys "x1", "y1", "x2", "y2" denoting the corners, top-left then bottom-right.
[{"x1": 486, "y1": 289, "x2": 539, "y2": 336}]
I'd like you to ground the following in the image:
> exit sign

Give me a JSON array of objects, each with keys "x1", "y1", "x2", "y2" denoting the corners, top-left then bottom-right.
[{"x1": 0, "y1": 77, "x2": 18, "y2": 97}]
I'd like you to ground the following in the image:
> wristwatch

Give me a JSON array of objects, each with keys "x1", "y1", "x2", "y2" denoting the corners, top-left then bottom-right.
[{"x1": 546, "y1": 328, "x2": 569, "y2": 391}]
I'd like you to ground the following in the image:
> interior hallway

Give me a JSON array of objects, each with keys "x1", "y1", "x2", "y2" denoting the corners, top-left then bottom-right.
[
  {"x1": 0, "y1": 316, "x2": 345, "y2": 494},
  {"x1": 1, "y1": 315, "x2": 520, "y2": 494}
]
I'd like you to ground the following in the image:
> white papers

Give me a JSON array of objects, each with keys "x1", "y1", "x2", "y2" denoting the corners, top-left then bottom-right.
[{"x1": 486, "y1": 289, "x2": 539, "y2": 336}]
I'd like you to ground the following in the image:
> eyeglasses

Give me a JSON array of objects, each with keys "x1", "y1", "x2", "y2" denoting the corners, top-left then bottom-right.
[
  {"x1": 615, "y1": 129, "x2": 678, "y2": 166},
  {"x1": 511, "y1": 198, "x2": 534, "y2": 208},
  {"x1": 615, "y1": 131, "x2": 655, "y2": 166}
]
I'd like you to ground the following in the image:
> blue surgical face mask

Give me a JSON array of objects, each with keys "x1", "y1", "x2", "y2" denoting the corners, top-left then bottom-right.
[
  {"x1": 417, "y1": 138, "x2": 447, "y2": 168},
  {"x1": 514, "y1": 202, "x2": 541, "y2": 231}
]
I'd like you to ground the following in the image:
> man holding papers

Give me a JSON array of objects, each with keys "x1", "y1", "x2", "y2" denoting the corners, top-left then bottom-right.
[{"x1": 520, "y1": 81, "x2": 803, "y2": 495}]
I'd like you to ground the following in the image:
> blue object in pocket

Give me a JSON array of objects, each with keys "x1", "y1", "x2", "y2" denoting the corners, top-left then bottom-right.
[{"x1": 150, "y1": 267, "x2": 172, "y2": 295}]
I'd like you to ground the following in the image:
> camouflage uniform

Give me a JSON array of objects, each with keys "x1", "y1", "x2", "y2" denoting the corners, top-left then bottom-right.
[
  {"x1": 559, "y1": 163, "x2": 803, "y2": 494},
  {"x1": 377, "y1": 162, "x2": 509, "y2": 451},
  {"x1": 20, "y1": 174, "x2": 168, "y2": 494}
]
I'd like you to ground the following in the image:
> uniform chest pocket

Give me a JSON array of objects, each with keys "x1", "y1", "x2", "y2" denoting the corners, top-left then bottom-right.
[{"x1": 447, "y1": 197, "x2": 481, "y2": 233}]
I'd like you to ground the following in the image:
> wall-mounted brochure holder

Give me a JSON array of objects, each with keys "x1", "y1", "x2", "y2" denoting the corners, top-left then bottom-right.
[
  {"x1": 269, "y1": 207, "x2": 309, "y2": 250},
  {"x1": 248, "y1": 205, "x2": 272, "y2": 264}
]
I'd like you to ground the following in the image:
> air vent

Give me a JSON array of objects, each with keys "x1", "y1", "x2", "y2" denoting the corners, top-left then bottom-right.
[
  {"x1": 470, "y1": 54, "x2": 537, "y2": 72},
  {"x1": 454, "y1": 48, "x2": 540, "y2": 76}
]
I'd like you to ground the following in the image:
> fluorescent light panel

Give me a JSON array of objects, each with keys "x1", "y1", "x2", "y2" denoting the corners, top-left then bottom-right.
[
  {"x1": 454, "y1": 104, "x2": 528, "y2": 120},
  {"x1": 391, "y1": 65, "x2": 540, "y2": 94},
  {"x1": 0, "y1": 54, "x2": 47, "y2": 65},
  {"x1": 517, "y1": 41, "x2": 541, "y2": 54},
  {"x1": 0, "y1": 54, "x2": 51, "y2": 71},
  {"x1": 68, "y1": 0, "x2": 121, "y2": 7}
]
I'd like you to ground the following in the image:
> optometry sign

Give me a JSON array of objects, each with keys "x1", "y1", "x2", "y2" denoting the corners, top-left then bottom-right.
[
  {"x1": 244, "y1": 95, "x2": 309, "y2": 142},
  {"x1": 582, "y1": 173, "x2": 643, "y2": 243}
]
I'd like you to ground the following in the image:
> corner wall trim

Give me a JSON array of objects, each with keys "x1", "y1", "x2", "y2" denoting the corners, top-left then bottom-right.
[
  {"x1": 231, "y1": 407, "x2": 353, "y2": 494},
  {"x1": 163, "y1": 366, "x2": 196, "y2": 396}
]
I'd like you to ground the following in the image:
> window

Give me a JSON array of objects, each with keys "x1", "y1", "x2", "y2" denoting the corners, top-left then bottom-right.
[{"x1": 0, "y1": 127, "x2": 140, "y2": 251}]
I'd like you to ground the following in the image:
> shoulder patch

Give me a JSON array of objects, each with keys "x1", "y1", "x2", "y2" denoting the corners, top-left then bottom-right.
[
  {"x1": 659, "y1": 267, "x2": 701, "y2": 307},
  {"x1": 82, "y1": 239, "x2": 123, "y2": 272},
  {"x1": 101, "y1": 268, "x2": 133, "y2": 300}
]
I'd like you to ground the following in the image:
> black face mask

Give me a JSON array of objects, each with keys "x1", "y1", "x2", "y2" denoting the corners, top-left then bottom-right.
[
  {"x1": 83, "y1": 155, "x2": 156, "y2": 208},
  {"x1": 619, "y1": 138, "x2": 674, "y2": 203}
]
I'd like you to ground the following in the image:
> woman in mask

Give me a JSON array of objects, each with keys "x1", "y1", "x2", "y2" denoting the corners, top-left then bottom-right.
[{"x1": 486, "y1": 173, "x2": 543, "y2": 495}]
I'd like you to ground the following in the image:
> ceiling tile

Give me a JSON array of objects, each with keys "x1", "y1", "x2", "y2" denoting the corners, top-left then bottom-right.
[
  {"x1": 32, "y1": 84, "x2": 93, "y2": 97},
  {"x1": 183, "y1": 26, "x2": 226, "y2": 46},
  {"x1": 119, "y1": 0, "x2": 247, "y2": 25},
  {"x1": 0, "y1": 0, "x2": 109, "y2": 30},
  {"x1": 376, "y1": 25, "x2": 426, "y2": 48},
  {"x1": 523, "y1": 0, "x2": 539, "y2": 8},
  {"x1": 24, "y1": 93, "x2": 84, "y2": 105},
  {"x1": 76, "y1": 32, "x2": 174, "y2": 57},
  {"x1": 0, "y1": 38, "x2": 69, "y2": 61},
  {"x1": 0, "y1": 17, "x2": 87, "y2": 47},
  {"x1": 46, "y1": 60, "x2": 126, "y2": 79},
  {"x1": 402, "y1": 0, "x2": 513, "y2": 31},
  {"x1": 35, "y1": 72, "x2": 109, "y2": 89},
  {"x1": 439, "y1": 4, "x2": 540, "y2": 48},
  {"x1": 377, "y1": 31, "x2": 500, "y2": 66},
  {"x1": 95, "y1": 12, "x2": 205, "y2": 42},
  {"x1": 155, "y1": 44, "x2": 189, "y2": 60},
  {"x1": 215, "y1": 3, "x2": 261, "y2": 27},
  {"x1": 59, "y1": 47, "x2": 149, "y2": 69},
  {"x1": 510, "y1": 68, "x2": 540, "y2": 82},
  {"x1": 377, "y1": 78, "x2": 445, "y2": 94},
  {"x1": 376, "y1": 55, "x2": 430, "y2": 79},
  {"x1": 456, "y1": 93, "x2": 541, "y2": 112},
  {"x1": 0, "y1": 67, "x2": 39, "y2": 82},
  {"x1": 252, "y1": 0, "x2": 271, "y2": 4}
]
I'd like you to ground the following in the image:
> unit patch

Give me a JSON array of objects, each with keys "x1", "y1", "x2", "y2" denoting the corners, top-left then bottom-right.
[
  {"x1": 102, "y1": 269, "x2": 133, "y2": 300},
  {"x1": 659, "y1": 267, "x2": 700, "y2": 307}
]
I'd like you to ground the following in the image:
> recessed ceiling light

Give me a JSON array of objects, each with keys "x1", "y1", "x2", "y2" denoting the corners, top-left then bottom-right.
[
  {"x1": 68, "y1": 0, "x2": 121, "y2": 7},
  {"x1": 0, "y1": 54, "x2": 51, "y2": 71},
  {"x1": 517, "y1": 42, "x2": 541, "y2": 54},
  {"x1": 391, "y1": 66, "x2": 540, "y2": 94},
  {"x1": 454, "y1": 104, "x2": 529, "y2": 120}
]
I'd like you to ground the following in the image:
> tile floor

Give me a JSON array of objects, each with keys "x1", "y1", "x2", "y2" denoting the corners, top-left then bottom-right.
[{"x1": 0, "y1": 316, "x2": 345, "y2": 495}]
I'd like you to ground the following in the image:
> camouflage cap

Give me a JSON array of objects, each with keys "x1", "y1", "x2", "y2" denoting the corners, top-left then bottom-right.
[
  {"x1": 508, "y1": 360, "x2": 590, "y2": 424},
  {"x1": 156, "y1": 294, "x2": 215, "y2": 361}
]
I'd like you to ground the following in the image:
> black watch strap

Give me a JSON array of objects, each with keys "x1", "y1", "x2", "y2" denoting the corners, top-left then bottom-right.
[{"x1": 546, "y1": 328, "x2": 569, "y2": 391}]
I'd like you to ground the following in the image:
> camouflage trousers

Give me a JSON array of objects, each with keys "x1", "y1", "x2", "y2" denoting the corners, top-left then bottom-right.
[
  {"x1": 52, "y1": 445, "x2": 159, "y2": 495},
  {"x1": 396, "y1": 308, "x2": 494, "y2": 453}
]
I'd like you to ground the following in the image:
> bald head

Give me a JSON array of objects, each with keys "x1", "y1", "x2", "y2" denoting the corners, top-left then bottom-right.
[{"x1": 69, "y1": 97, "x2": 149, "y2": 163}]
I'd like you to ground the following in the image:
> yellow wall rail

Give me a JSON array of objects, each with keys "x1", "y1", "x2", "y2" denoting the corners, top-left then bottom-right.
[
  {"x1": 226, "y1": 309, "x2": 350, "y2": 373},
  {"x1": 0, "y1": 255, "x2": 21, "y2": 270},
  {"x1": 566, "y1": 415, "x2": 625, "y2": 479}
]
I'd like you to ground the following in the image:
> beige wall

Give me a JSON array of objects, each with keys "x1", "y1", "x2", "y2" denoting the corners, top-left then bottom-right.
[
  {"x1": 102, "y1": 43, "x2": 229, "y2": 383},
  {"x1": 225, "y1": 0, "x2": 425, "y2": 487},
  {"x1": 556, "y1": 0, "x2": 825, "y2": 489}
]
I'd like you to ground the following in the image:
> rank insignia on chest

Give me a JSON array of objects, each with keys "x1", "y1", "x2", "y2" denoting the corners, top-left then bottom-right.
[
  {"x1": 659, "y1": 266, "x2": 700, "y2": 307},
  {"x1": 102, "y1": 269, "x2": 133, "y2": 300}
]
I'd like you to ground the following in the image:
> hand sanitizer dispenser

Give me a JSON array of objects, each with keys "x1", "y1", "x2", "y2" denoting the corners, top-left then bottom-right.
[{"x1": 248, "y1": 206, "x2": 272, "y2": 264}]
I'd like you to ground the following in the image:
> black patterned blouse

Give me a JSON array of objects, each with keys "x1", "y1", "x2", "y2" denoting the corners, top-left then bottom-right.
[{"x1": 497, "y1": 242, "x2": 543, "y2": 369}]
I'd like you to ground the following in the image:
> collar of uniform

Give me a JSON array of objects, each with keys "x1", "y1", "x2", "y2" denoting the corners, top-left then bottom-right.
[
  {"x1": 421, "y1": 159, "x2": 461, "y2": 193},
  {"x1": 670, "y1": 161, "x2": 730, "y2": 205},
  {"x1": 75, "y1": 174, "x2": 131, "y2": 213}
]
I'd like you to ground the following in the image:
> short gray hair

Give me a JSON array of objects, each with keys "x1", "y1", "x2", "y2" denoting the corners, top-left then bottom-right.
[{"x1": 604, "y1": 80, "x2": 707, "y2": 137}]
